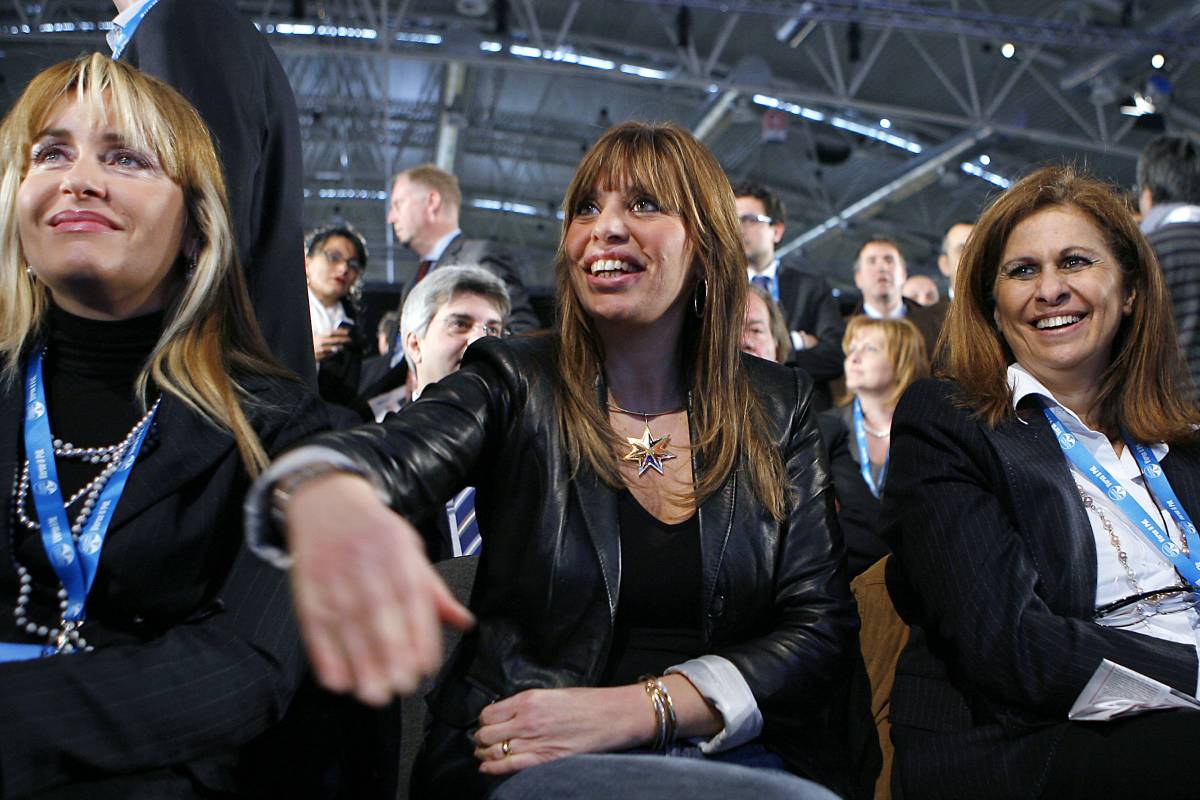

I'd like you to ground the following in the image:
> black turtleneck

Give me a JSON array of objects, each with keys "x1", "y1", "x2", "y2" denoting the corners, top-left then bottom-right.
[{"x1": 40, "y1": 304, "x2": 164, "y2": 500}]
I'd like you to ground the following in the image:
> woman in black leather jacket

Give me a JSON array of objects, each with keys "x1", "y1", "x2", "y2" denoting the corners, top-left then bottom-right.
[{"x1": 254, "y1": 122, "x2": 873, "y2": 799}]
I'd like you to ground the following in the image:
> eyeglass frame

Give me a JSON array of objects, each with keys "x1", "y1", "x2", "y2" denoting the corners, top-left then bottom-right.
[
  {"x1": 320, "y1": 248, "x2": 364, "y2": 276},
  {"x1": 1093, "y1": 586, "x2": 1200, "y2": 627},
  {"x1": 738, "y1": 213, "x2": 774, "y2": 226}
]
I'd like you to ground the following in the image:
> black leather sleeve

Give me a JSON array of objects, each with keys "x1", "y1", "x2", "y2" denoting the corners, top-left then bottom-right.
[{"x1": 714, "y1": 366, "x2": 859, "y2": 706}]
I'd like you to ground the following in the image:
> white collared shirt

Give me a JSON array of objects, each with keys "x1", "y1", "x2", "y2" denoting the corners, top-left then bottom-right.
[
  {"x1": 421, "y1": 229, "x2": 462, "y2": 264},
  {"x1": 1008, "y1": 364, "x2": 1200, "y2": 688},
  {"x1": 107, "y1": 0, "x2": 157, "y2": 54},
  {"x1": 746, "y1": 258, "x2": 779, "y2": 284},
  {"x1": 862, "y1": 298, "x2": 906, "y2": 319}
]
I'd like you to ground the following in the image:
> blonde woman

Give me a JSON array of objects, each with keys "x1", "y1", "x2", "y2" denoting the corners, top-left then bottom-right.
[
  {"x1": 0, "y1": 54, "x2": 326, "y2": 796},
  {"x1": 818, "y1": 316, "x2": 928, "y2": 576}
]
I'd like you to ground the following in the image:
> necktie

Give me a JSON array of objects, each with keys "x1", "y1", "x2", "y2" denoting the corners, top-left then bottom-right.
[
  {"x1": 751, "y1": 274, "x2": 774, "y2": 301},
  {"x1": 414, "y1": 259, "x2": 435, "y2": 284},
  {"x1": 446, "y1": 487, "x2": 481, "y2": 557}
]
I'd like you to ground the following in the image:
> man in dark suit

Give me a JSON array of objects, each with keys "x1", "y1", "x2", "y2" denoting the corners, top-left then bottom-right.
[
  {"x1": 110, "y1": 0, "x2": 316, "y2": 386},
  {"x1": 387, "y1": 163, "x2": 539, "y2": 333},
  {"x1": 851, "y1": 236, "x2": 943, "y2": 358},
  {"x1": 1138, "y1": 133, "x2": 1200, "y2": 394},
  {"x1": 733, "y1": 182, "x2": 844, "y2": 410}
]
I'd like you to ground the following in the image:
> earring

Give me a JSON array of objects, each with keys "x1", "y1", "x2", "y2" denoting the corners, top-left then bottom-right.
[
  {"x1": 25, "y1": 265, "x2": 34, "y2": 279},
  {"x1": 186, "y1": 257, "x2": 197, "y2": 281},
  {"x1": 693, "y1": 278, "x2": 708, "y2": 317}
]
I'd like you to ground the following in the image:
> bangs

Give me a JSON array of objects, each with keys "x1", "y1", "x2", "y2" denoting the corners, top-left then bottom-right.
[
  {"x1": 563, "y1": 128, "x2": 691, "y2": 220},
  {"x1": 25, "y1": 54, "x2": 183, "y2": 184}
]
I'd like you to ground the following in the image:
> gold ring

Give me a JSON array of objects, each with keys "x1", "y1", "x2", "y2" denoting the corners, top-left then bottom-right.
[{"x1": 500, "y1": 739, "x2": 512, "y2": 757}]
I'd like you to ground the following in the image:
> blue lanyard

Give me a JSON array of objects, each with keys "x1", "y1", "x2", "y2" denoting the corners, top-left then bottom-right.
[
  {"x1": 1042, "y1": 403, "x2": 1200, "y2": 588},
  {"x1": 24, "y1": 350, "x2": 157, "y2": 624},
  {"x1": 852, "y1": 398, "x2": 887, "y2": 499},
  {"x1": 110, "y1": 0, "x2": 161, "y2": 60}
]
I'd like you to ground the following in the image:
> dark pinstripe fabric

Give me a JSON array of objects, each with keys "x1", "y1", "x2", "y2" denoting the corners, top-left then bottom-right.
[
  {"x1": 0, "y1": 375, "x2": 327, "y2": 798},
  {"x1": 1149, "y1": 221, "x2": 1200, "y2": 395},
  {"x1": 881, "y1": 379, "x2": 1200, "y2": 800}
]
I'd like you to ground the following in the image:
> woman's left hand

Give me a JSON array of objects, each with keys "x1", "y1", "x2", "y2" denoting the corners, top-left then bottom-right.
[{"x1": 473, "y1": 686, "x2": 652, "y2": 775}]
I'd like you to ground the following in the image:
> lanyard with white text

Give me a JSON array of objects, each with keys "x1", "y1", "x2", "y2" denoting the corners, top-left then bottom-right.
[
  {"x1": 853, "y1": 397, "x2": 887, "y2": 499},
  {"x1": 1042, "y1": 402, "x2": 1200, "y2": 588},
  {"x1": 24, "y1": 349, "x2": 157, "y2": 626},
  {"x1": 110, "y1": 0, "x2": 161, "y2": 60}
]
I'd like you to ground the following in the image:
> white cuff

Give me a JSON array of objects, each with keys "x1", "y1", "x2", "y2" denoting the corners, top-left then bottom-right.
[
  {"x1": 244, "y1": 445, "x2": 386, "y2": 569},
  {"x1": 666, "y1": 655, "x2": 763, "y2": 753},
  {"x1": 790, "y1": 331, "x2": 808, "y2": 351}
]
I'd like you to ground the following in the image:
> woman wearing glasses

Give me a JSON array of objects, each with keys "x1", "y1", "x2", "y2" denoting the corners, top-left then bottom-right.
[
  {"x1": 305, "y1": 225, "x2": 370, "y2": 413},
  {"x1": 883, "y1": 165, "x2": 1200, "y2": 799}
]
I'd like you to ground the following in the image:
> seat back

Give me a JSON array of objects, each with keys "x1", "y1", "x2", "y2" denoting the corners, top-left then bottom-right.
[
  {"x1": 851, "y1": 555, "x2": 910, "y2": 800},
  {"x1": 395, "y1": 554, "x2": 479, "y2": 800}
]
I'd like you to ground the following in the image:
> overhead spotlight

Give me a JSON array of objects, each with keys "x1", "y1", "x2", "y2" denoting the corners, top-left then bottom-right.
[
  {"x1": 1152, "y1": 53, "x2": 1166, "y2": 69},
  {"x1": 980, "y1": 154, "x2": 991, "y2": 166},
  {"x1": 879, "y1": 118, "x2": 891, "y2": 129},
  {"x1": 1001, "y1": 42, "x2": 1016, "y2": 59}
]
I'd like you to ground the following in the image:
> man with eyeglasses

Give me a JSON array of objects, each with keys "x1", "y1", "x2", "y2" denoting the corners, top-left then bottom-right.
[
  {"x1": 732, "y1": 182, "x2": 844, "y2": 410},
  {"x1": 397, "y1": 265, "x2": 511, "y2": 559}
]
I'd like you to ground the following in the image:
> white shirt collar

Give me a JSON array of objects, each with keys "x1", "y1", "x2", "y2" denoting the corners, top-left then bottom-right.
[
  {"x1": 862, "y1": 298, "x2": 906, "y2": 319},
  {"x1": 1006, "y1": 362, "x2": 1169, "y2": 459},
  {"x1": 107, "y1": 0, "x2": 155, "y2": 53},
  {"x1": 423, "y1": 229, "x2": 462, "y2": 264},
  {"x1": 747, "y1": 258, "x2": 779, "y2": 283}
]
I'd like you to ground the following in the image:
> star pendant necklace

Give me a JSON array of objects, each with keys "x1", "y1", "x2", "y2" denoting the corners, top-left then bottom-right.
[{"x1": 607, "y1": 400, "x2": 685, "y2": 477}]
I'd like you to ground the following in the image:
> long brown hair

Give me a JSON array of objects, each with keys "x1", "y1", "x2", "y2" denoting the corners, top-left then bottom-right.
[
  {"x1": 554, "y1": 122, "x2": 788, "y2": 520},
  {"x1": 939, "y1": 164, "x2": 1198, "y2": 442},
  {"x1": 0, "y1": 54, "x2": 290, "y2": 473}
]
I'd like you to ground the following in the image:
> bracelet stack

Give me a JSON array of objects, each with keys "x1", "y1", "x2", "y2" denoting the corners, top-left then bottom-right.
[{"x1": 639, "y1": 675, "x2": 678, "y2": 750}]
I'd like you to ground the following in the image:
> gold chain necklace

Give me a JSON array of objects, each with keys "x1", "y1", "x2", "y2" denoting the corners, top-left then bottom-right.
[{"x1": 607, "y1": 402, "x2": 684, "y2": 477}]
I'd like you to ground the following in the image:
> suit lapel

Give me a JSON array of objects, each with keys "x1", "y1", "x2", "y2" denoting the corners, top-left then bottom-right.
[
  {"x1": 109, "y1": 395, "x2": 236, "y2": 528},
  {"x1": 0, "y1": 383, "x2": 23, "y2": 566},
  {"x1": 985, "y1": 412, "x2": 1097, "y2": 614},
  {"x1": 435, "y1": 232, "x2": 465, "y2": 269},
  {"x1": 574, "y1": 465, "x2": 621, "y2": 622}
]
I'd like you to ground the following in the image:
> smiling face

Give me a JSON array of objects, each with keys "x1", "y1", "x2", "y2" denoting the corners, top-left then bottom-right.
[
  {"x1": 992, "y1": 205, "x2": 1134, "y2": 393},
  {"x1": 562, "y1": 181, "x2": 694, "y2": 333},
  {"x1": 305, "y1": 234, "x2": 362, "y2": 306},
  {"x1": 844, "y1": 326, "x2": 897, "y2": 396},
  {"x1": 17, "y1": 99, "x2": 186, "y2": 320}
]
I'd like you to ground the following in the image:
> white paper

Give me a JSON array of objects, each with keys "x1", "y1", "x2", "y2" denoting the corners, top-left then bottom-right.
[{"x1": 1068, "y1": 659, "x2": 1200, "y2": 721}]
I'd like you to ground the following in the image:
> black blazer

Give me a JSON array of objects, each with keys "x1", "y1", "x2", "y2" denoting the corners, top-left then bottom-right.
[
  {"x1": 428, "y1": 233, "x2": 541, "y2": 333},
  {"x1": 122, "y1": 0, "x2": 316, "y2": 386},
  {"x1": 777, "y1": 265, "x2": 845, "y2": 411},
  {"x1": 881, "y1": 379, "x2": 1200, "y2": 799},
  {"x1": 0, "y1": 373, "x2": 328, "y2": 798},
  {"x1": 300, "y1": 335, "x2": 875, "y2": 799},
  {"x1": 818, "y1": 404, "x2": 888, "y2": 577}
]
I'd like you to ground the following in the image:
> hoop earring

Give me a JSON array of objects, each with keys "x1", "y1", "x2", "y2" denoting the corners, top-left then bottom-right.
[{"x1": 693, "y1": 278, "x2": 708, "y2": 317}]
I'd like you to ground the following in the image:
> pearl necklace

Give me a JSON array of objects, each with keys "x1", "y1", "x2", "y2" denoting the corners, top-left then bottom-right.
[{"x1": 10, "y1": 398, "x2": 160, "y2": 654}]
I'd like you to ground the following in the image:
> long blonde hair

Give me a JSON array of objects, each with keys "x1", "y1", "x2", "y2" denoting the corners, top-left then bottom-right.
[
  {"x1": 0, "y1": 54, "x2": 290, "y2": 473},
  {"x1": 839, "y1": 316, "x2": 929, "y2": 408},
  {"x1": 554, "y1": 122, "x2": 788, "y2": 520}
]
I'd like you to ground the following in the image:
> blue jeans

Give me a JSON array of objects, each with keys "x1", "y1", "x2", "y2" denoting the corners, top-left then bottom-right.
[{"x1": 489, "y1": 745, "x2": 841, "y2": 800}]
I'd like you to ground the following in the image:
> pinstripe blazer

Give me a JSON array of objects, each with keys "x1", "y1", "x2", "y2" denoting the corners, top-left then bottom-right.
[
  {"x1": 0, "y1": 371, "x2": 327, "y2": 798},
  {"x1": 1149, "y1": 220, "x2": 1200, "y2": 395},
  {"x1": 881, "y1": 378, "x2": 1200, "y2": 800}
]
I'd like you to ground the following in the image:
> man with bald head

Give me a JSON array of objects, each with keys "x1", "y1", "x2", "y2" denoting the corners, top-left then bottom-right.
[
  {"x1": 937, "y1": 221, "x2": 974, "y2": 300},
  {"x1": 902, "y1": 275, "x2": 941, "y2": 307}
]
